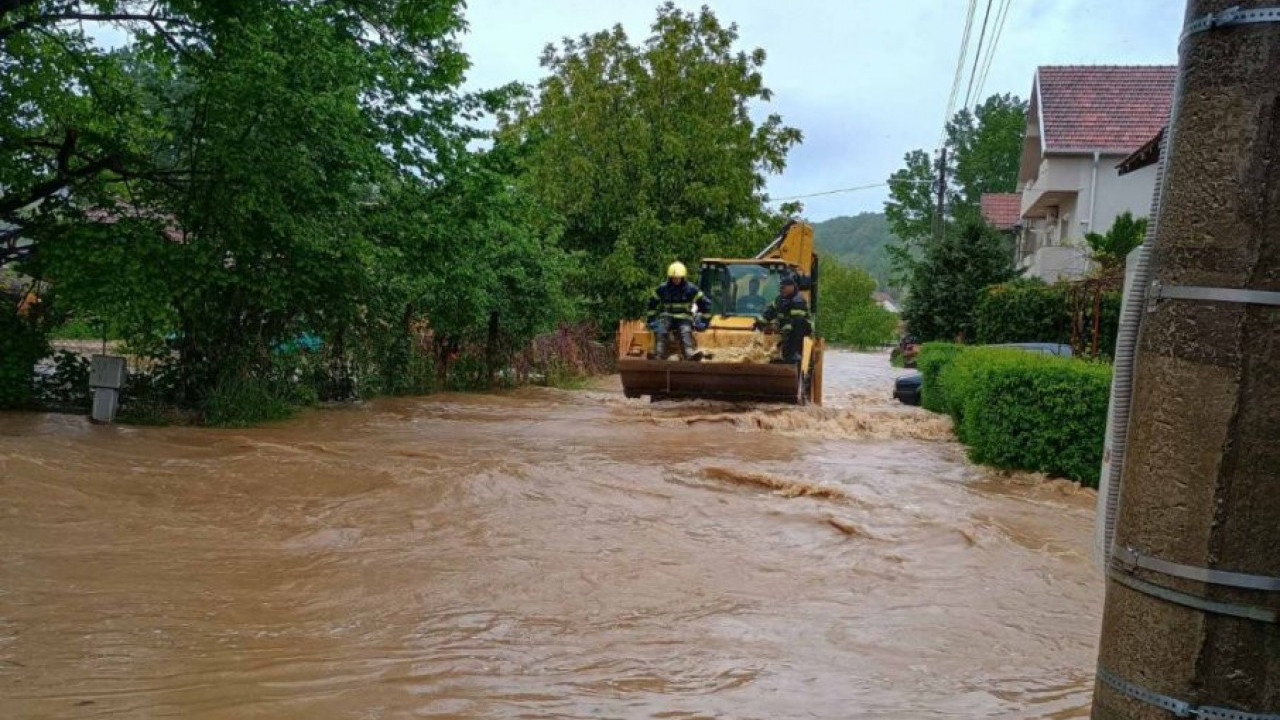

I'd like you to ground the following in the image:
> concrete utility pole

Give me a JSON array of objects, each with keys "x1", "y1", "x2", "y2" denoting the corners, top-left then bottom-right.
[{"x1": 1092, "y1": 1, "x2": 1280, "y2": 718}]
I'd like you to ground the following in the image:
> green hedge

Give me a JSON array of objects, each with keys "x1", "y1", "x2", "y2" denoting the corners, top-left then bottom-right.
[
  {"x1": 920, "y1": 343, "x2": 1111, "y2": 486},
  {"x1": 975, "y1": 278, "x2": 1122, "y2": 358},
  {"x1": 917, "y1": 342, "x2": 964, "y2": 414},
  {"x1": 975, "y1": 278, "x2": 1070, "y2": 344}
]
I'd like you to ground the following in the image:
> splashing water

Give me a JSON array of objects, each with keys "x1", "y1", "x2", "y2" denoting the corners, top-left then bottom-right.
[{"x1": 0, "y1": 350, "x2": 1102, "y2": 718}]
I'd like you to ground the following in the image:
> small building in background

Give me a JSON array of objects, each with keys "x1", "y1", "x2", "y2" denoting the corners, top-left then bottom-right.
[
  {"x1": 872, "y1": 291, "x2": 900, "y2": 314},
  {"x1": 1014, "y1": 65, "x2": 1175, "y2": 282},
  {"x1": 980, "y1": 192, "x2": 1022, "y2": 230}
]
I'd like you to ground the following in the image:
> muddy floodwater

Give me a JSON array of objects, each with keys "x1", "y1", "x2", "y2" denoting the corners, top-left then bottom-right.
[{"x1": 0, "y1": 351, "x2": 1103, "y2": 718}]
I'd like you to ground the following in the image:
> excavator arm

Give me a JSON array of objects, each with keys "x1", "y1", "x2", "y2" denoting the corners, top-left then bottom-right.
[{"x1": 755, "y1": 220, "x2": 818, "y2": 312}]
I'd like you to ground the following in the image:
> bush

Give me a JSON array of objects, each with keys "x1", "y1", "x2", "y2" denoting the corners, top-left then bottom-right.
[
  {"x1": 201, "y1": 374, "x2": 296, "y2": 427},
  {"x1": 975, "y1": 278, "x2": 1070, "y2": 345},
  {"x1": 975, "y1": 279, "x2": 1122, "y2": 359},
  {"x1": 916, "y1": 342, "x2": 965, "y2": 413},
  {"x1": 35, "y1": 350, "x2": 91, "y2": 411},
  {"x1": 0, "y1": 304, "x2": 51, "y2": 409},
  {"x1": 922, "y1": 345, "x2": 1111, "y2": 486}
]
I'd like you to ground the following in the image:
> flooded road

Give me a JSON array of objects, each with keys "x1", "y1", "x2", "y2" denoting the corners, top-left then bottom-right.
[{"x1": 0, "y1": 351, "x2": 1103, "y2": 718}]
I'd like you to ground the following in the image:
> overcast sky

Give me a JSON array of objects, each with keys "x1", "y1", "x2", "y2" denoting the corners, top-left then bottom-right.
[{"x1": 460, "y1": 0, "x2": 1184, "y2": 221}]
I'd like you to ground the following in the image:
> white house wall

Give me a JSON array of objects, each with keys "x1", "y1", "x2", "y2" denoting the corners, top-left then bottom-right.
[
  {"x1": 1087, "y1": 161, "x2": 1158, "y2": 237},
  {"x1": 1016, "y1": 153, "x2": 1158, "y2": 282}
]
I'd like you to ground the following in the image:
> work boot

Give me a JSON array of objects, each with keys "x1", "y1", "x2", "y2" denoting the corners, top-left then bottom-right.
[{"x1": 678, "y1": 325, "x2": 699, "y2": 360}]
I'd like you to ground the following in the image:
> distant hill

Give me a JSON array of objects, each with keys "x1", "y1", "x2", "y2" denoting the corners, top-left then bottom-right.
[{"x1": 811, "y1": 212, "x2": 901, "y2": 299}]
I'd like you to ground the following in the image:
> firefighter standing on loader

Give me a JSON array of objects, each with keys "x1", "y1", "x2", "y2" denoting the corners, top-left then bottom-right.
[
  {"x1": 754, "y1": 275, "x2": 811, "y2": 364},
  {"x1": 647, "y1": 261, "x2": 708, "y2": 361}
]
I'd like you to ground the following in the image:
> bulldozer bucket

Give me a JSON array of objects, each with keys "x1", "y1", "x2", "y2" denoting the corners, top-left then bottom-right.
[{"x1": 618, "y1": 358, "x2": 806, "y2": 405}]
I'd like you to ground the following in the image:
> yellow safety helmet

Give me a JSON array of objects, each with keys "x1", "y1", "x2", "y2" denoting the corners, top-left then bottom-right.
[{"x1": 667, "y1": 261, "x2": 688, "y2": 279}]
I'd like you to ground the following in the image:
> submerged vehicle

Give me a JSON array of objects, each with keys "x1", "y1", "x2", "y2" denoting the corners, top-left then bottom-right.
[
  {"x1": 617, "y1": 220, "x2": 824, "y2": 405},
  {"x1": 892, "y1": 342, "x2": 1074, "y2": 406}
]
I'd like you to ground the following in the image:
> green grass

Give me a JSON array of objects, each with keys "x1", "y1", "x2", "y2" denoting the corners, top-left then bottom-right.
[{"x1": 201, "y1": 375, "x2": 296, "y2": 427}]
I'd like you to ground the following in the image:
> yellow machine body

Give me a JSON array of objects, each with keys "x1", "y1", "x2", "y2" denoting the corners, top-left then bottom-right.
[{"x1": 617, "y1": 220, "x2": 825, "y2": 405}]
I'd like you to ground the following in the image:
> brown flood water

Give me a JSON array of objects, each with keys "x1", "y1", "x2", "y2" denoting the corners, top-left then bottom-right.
[{"x1": 0, "y1": 351, "x2": 1103, "y2": 718}]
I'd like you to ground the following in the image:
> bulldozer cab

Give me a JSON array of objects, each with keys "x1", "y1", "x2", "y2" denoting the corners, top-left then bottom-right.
[
  {"x1": 697, "y1": 260, "x2": 816, "y2": 324},
  {"x1": 698, "y1": 262, "x2": 781, "y2": 319}
]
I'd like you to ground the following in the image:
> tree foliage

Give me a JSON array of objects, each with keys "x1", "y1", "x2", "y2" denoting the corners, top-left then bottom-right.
[
  {"x1": 817, "y1": 260, "x2": 898, "y2": 349},
  {"x1": 1085, "y1": 210, "x2": 1147, "y2": 271},
  {"x1": 945, "y1": 94, "x2": 1027, "y2": 216},
  {"x1": 883, "y1": 94, "x2": 1026, "y2": 280},
  {"x1": 901, "y1": 220, "x2": 1017, "y2": 342},
  {"x1": 500, "y1": 2, "x2": 801, "y2": 326},
  {"x1": 4, "y1": 0, "x2": 582, "y2": 417}
]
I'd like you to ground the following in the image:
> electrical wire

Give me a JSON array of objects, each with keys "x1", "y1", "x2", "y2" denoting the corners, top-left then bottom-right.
[
  {"x1": 769, "y1": 183, "x2": 889, "y2": 202},
  {"x1": 939, "y1": 0, "x2": 979, "y2": 148},
  {"x1": 768, "y1": 178, "x2": 933, "y2": 203},
  {"x1": 962, "y1": 0, "x2": 997, "y2": 110},
  {"x1": 974, "y1": 0, "x2": 1013, "y2": 105}
]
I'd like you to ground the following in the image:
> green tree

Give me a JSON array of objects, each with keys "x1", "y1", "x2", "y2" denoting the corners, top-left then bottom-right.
[
  {"x1": 902, "y1": 220, "x2": 1017, "y2": 342},
  {"x1": 885, "y1": 147, "x2": 936, "y2": 254},
  {"x1": 884, "y1": 94, "x2": 1026, "y2": 279},
  {"x1": 1085, "y1": 211, "x2": 1147, "y2": 273},
  {"x1": 818, "y1": 260, "x2": 898, "y2": 349},
  {"x1": 946, "y1": 94, "x2": 1027, "y2": 216},
  {"x1": 501, "y1": 2, "x2": 801, "y2": 327},
  {"x1": 10, "y1": 1, "x2": 487, "y2": 407}
]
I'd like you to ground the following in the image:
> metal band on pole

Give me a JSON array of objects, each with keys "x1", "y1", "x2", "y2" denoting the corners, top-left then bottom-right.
[
  {"x1": 1147, "y1": 282, "x2": 1280, "y2": 311},
  {"x1": 1114, "y1": 546, "x2": 1280, "y2": 592},
  {"x1": 1108, "y1": 569, "x2": 1277, "y2": 623},
  {"x1": 1182, "y1": 6, "x2": 1280, "y2": 44},
  {"x1": 1097, "y1": 666, "x2": 1280, "y2": 719}
]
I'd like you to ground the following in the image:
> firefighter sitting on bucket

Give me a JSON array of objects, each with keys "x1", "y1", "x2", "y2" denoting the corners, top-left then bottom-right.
[
  {"x1": 754, "y1": 274, "x2": 811, "y2": 364},
  {"x1": 647, "y1": 261, "x2": 708, "y2": 361}
]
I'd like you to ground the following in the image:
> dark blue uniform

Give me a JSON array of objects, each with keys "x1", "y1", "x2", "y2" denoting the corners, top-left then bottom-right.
[
  {"x1": 647, "y1": 280, "x2": 709, "y2": 359},
  {"x1": 760, "y1": 292, "x2": 811, "y2": 363}
]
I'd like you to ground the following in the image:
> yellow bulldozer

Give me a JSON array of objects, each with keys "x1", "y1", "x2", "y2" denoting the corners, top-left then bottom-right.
[{"x1": 617, "y1": 220, "x2": 824, "y2": 405}]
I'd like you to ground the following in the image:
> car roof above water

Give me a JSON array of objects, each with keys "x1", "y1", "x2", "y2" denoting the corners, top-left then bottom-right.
[{"x1": 990, "y1": 342, "x2": 1073, "y2": 356}]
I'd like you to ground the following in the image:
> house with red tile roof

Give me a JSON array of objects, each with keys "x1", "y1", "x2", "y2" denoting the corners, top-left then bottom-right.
[
  {"x1": 1015, "y1": 65, "x2": 1175, "y2": 282},
  {"x1": 980, "y1": 192, "x2": 1021, "y2": 231}
]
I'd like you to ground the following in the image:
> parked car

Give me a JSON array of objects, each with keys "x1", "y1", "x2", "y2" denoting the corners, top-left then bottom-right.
[
  {"x1": 892, "y1": 372, "x2": 924, "y2": 406},
  {"x1": 891, "y1": 342, "x2": 1073, "y2": 406}
]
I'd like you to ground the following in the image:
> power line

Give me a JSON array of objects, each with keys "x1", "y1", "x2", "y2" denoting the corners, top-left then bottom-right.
[
  {"x1": 974, "y1": 0, "x2": 1013, "y2": 104},
  {"x1": 768, "y1": 179, "x2": 934, "y2": 203},
  {"x1": 962, "y1": 0, "x2": 997, "y2": 110},
  {"x1": 939, "y1": 0, "x2": 979, "y2": 147},
  {"x1": 769, "y1": 183, "x2": 888, "y2": 202}
]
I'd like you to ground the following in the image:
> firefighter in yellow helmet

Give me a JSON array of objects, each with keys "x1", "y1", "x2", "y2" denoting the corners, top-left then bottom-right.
[{"x1": 646, "y1": 261, "x2": 708, "y2": 360}]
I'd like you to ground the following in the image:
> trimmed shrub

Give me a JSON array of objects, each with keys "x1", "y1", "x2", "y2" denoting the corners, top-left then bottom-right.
[
  {"x1": 916, "y1": 342, "x2": 965, "y2": 414},
  {"x1": 928, "y1": 346, "x2": 1111, "y2": 486},
  {"x1": 975, "y1": 279, "x2": 1122, "y2": 359},
  {"x1": 975, "y1": 278, "x2": 1070, "y2": 345}
]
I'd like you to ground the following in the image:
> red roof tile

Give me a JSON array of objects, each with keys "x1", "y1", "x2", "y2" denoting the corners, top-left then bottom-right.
[
  {"x1": 1037, "y1": 66, "x2": 1176, "y2": 152},
  {"x1": 981, "y1": 193, "x2": 1021, "y2": 229}
]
